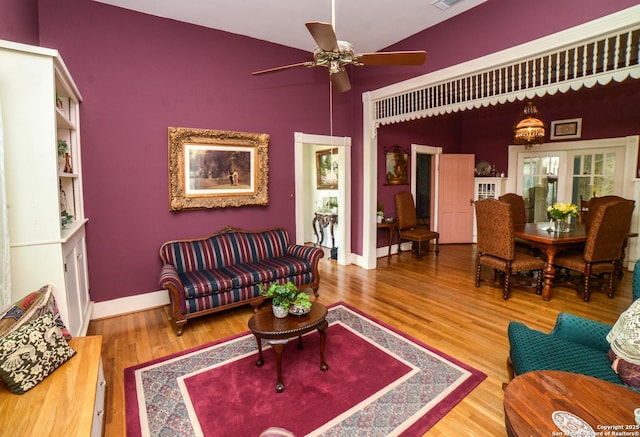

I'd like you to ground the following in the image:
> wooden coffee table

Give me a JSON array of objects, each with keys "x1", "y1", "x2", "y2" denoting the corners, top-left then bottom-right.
[
  {"x1": 504, "y1": 370, "x2": 640, "y2": 437},
  {"x1": 248, "y1": 302, "x2": 329, "y2": 392}
]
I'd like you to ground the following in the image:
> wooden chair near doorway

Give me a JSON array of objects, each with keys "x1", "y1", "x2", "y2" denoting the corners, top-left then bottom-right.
[{"x1": 394, "y1": 191, "x2": 439, "y2": 259}]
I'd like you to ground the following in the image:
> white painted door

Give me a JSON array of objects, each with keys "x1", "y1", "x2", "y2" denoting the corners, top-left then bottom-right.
[{"x1": 437, "y1": 154, "x2": 475, "y2": 243}]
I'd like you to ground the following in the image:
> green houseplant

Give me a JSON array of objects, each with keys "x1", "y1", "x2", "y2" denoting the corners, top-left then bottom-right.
[
  {"x1": 259, "y1": 281, "x2": 312, "y2": 318},
  {"x1": 57, "y1": 139, "x2": 68, "y2": 157}
]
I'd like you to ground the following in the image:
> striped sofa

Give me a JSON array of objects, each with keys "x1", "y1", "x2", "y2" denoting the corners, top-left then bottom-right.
[{"x1": 159, "y1": 227, "x2": 324, "y2": 335}]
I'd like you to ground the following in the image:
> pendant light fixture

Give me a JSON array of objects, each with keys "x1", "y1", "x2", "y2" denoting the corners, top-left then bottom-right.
[{"x1": 513, "y1": 101, "x2": 545, "y2": 149}]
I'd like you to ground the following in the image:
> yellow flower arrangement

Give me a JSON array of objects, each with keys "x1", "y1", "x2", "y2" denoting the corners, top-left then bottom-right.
[{"x1": 547, "y1": 202, "x2": 579, "y2": 220}]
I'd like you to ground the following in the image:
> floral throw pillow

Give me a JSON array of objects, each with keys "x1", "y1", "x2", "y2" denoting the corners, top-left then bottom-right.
[
  {"x1": 0, "y1": 285, "x2": 72, "y2": 340},
  {"x1": 0, "y1": 314, "x2": 76, "y2": 394}
]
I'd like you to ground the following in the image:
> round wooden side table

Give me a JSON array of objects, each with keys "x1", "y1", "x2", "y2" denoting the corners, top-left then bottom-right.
[{"x1": 248, "y1": 302, "x2": 329, "y2": 393}]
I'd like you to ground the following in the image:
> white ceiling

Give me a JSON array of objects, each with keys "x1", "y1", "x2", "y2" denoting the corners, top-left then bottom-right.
[{"x1": 92, "y1": 0, "x2": 487, "y2": 54}]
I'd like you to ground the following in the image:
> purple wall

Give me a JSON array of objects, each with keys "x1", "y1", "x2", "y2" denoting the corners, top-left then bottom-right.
[
  {"x1": 1, "y1": 0, "x2": 638, "y2": 302},
  {"x1": 35, "y1": 0, "x2": 351, "y2": 301},
  {"x1": 0, "y1": 0, "x2": 39, "y2": 45}
]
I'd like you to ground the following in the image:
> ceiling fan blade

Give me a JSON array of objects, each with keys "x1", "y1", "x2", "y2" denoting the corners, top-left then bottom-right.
[
  {"x1": 252, "y1": 61, "x2": 315, "y2": 75},
  {"x1": 305, "y1": 21, "x2": 339, "y2": 52},
  {"x1": 356, "y1": 51, "x2": 427, "y2": 66},
  {"x1": 330, "y1": 69, "x2": 351, "y2": 93}
]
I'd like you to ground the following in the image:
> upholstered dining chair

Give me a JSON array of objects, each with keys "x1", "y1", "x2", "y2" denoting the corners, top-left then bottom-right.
[
  {"x1": 498, "y1": 192, "x2": 534, "y2": 255},
  {"x1": 474, "y1": 198, "x2": 545, "y2": 299},
  {"x1": 394, "y1": 191, "x2": 439, "y2": 259},
  {"x1": 581, "y1": 195, "x2": 627, "y2": 232},
  {"x1": 553, "y1": 199, "x2": 634, "y2": 302},
  {"x1": 580, "y1": 195, "x2": 634, "y2": 281},
  {"x1": 498, "y1": 193, "x2": 527, "y2": 225}
]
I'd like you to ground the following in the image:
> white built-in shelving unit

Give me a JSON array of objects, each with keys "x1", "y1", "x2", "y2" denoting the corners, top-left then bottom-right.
[{"x1": 0, "y1": 39, "x2": 91, "y2": 337}]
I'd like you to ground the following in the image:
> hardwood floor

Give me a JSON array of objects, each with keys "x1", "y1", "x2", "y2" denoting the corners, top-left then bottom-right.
[{"x1": 88, "y1": 244, "x2": 634, "y2": 436}]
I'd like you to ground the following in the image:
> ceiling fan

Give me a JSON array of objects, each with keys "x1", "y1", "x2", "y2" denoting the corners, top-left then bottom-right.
[{"x1": 251, "y1": 21, "x2": 427, "y2": 93}]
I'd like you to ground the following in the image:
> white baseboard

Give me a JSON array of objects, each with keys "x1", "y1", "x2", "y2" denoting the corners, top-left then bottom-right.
[{"x1": 91, "y1": 289, "x2": 169, "y2": 320}]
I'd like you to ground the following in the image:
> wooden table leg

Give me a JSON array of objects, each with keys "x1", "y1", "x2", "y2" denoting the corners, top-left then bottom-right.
[
  {"x1": 270, "y1": 339, "x2": 288, "y2": 393},
  {"x1": 318, "y1": 320, "x2": 329, "y2": 372},
  {"x1": 541, "y1": 247, "x2": 559, "y2": 301},
  {"x1": 312, "y1": 215, "x2": 320, "y2": 246},
  {"x1": 254, "y1": 335, "x2": 264, "y2": 367}
]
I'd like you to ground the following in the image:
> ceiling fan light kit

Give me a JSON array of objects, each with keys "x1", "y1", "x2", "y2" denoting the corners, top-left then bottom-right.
[{"x1": 252, "y1": 21, "x2": 427, "y2": 93}]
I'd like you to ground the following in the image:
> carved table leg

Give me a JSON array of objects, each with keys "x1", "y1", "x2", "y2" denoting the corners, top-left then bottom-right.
[
  {"x1": 254, "y1": 335, "x2": 264, "y2": 367},
  {"x1": 312, "y1": 215, "x2": 320, "y2": 246},
  {"x1": 318, "y1": 320, "x2": 329, "y2": 372},
  {"x1": 270, "y1": 339, "x2": 288, "y2": 393},
  {"x1": 541, "y1": 247, "x2": 559, "y2": 301}
]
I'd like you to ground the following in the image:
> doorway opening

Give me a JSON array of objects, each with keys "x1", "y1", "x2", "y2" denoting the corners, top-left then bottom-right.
[
  {"x1": 410, "y1": 144, "x2": 442, "y2": 234},
  {"x1": 294, "y1": 132, "x2": 351, "y2": 265}
]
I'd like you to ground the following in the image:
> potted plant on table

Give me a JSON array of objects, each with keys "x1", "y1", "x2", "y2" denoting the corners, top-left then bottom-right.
[{"x1": 259, "y1": 281, "x2": 312, "y2": 318}]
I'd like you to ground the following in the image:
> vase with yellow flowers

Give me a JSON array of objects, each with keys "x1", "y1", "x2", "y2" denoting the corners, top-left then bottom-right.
[{"x1": 547, "y1": 202, "x2": 579, "y2": 232}]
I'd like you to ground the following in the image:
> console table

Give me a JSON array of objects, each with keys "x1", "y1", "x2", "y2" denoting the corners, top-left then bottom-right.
[{"x1": 313, "y1": 212, "x2": 338, "y2": 257}]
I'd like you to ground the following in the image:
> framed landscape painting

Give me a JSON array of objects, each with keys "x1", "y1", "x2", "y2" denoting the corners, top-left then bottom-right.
[
  {"x1": 168, "y1": 127, "x2": 269, "y2": 210},
  {"x1": 316, "y1": 148, "x2": 338, "y2": 189}
]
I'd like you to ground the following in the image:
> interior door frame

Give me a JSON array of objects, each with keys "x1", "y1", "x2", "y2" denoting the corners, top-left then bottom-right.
[
  {"x1": 294, "y1": 132, "x2": 351, "y2": 265},
  {"x1": 411, "y1": 144, "x2": 442, "y2": 232}
]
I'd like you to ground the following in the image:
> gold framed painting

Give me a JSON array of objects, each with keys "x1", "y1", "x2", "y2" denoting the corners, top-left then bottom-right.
[
  {"x1": 383, "y1": 145, "x2": 408, "y2": 185},
  {"x1": 168, "y1": 127, "x2": 269, "y2": 210},
  {"x1": 316, "y1": 148, "x2": 338, "y2": 189}
]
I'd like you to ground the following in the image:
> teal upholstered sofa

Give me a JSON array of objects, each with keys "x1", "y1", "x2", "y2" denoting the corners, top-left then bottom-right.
[
  {"x1": 159, "y1": 227, "x2": 324, "y2": 335},
  {"x1": 507, "y1": 259, "x2": 640, "y2": 390}
]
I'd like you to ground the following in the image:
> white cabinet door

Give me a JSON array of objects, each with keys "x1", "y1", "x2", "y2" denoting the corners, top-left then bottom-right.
[{"x1": 63, "y1": 226, "x2": 91, "y2": 336}]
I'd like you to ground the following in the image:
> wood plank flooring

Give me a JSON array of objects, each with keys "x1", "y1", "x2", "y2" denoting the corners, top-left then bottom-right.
[{"x1": 87, "y1": 244, "x2": 634, "y2": 436}]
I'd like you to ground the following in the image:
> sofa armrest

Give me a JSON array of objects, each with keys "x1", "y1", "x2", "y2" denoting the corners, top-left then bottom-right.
[
  {"x1": 286, "y1": 244, "x2": 324, "y2": 264},
  {"x1": 549, "y1": 312, "x2": 612, "y2": 353},
  {"x1": 159, "y1": 264, "x2": 186, "y2": 313}
]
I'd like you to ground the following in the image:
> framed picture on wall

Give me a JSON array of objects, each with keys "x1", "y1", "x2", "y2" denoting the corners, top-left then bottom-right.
[
  {"x1": 316, "y1": 148, "x2": 338, "y2": 189},
  {"x1": 168, "y1": 127, "x2": 269, "y2": 210},
  {"x1": 384, "y1": 145, "x2": 409, "y2": 185},
  {"x1": 550, "y1": 118, "x2": 582, "y2": 140}
]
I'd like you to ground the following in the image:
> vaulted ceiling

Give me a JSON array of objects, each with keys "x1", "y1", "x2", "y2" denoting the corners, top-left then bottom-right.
[{"x1": 92, "y1": 0, "x2": 486, "y2": 54}]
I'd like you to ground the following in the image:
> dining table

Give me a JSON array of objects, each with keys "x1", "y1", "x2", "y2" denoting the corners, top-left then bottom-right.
[{"x1": 513, "y1": 223, "x2": 586, "y2": 301}]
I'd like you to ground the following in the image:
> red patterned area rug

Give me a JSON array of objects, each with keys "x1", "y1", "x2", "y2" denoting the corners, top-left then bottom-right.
[{"x1": 125, "y1": 303, "x2": 486, "y2": 436}]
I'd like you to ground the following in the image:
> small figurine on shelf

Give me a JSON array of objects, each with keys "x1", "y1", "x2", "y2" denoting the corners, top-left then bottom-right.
[{"x1": 64, "y1": 153, "x2": 73, "y2": 174}]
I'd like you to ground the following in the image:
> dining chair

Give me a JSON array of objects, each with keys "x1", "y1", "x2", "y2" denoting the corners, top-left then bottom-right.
[
  {"x1": 394, "y1": 191, "x2": 439, "y2": 259},
  {"x1": 474, "y1": 198, "x2": 545, "y2": 299},
  {"x1": 553, "y1": 199, "x2": 634, "y2": 302},
  {"x1": 581, "y1": 195, "x2": 626, "y2": 232},
  {"x1": 498, "y1": 193, "x2": 535, "y2": 255},
  {"x1": 582, "y1": 195, "x2": 634, "y2": 280},
  {"x1": 498, "y1": 193, "x2": 527, "y2": 224}
]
